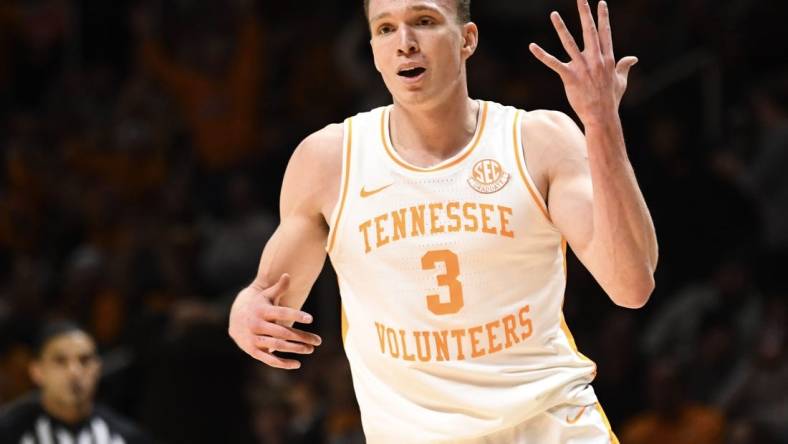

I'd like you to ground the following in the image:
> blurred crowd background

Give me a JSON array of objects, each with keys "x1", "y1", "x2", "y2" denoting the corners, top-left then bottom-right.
[{"x1": 1, "y1": 0, "x2": 787, "y2": 443}]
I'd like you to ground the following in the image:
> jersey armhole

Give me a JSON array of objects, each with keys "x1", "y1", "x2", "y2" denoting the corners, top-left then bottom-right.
[
  {"x1": 326, "y1": 117, "x2": 353, "y2": 254},
  {"x1": 512, "y1": 109, "x2": 556, "y2": 229}
]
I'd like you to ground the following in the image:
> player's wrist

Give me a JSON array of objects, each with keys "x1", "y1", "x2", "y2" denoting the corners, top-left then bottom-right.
[{"x1": 578, "y1": 106, "x2": 621, "y2": 130}]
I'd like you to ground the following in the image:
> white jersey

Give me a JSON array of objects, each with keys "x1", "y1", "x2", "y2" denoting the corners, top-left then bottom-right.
[{"x1": 326, "y1": 100, "x2": 598, "y2": 443}]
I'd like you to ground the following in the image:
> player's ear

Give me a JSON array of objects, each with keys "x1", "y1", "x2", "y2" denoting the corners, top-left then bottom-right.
[{"x1": 461, "y1": 22, "x2": 478, "y2": 59}]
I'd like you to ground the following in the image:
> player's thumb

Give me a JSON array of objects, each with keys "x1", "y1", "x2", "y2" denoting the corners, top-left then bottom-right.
[
  {"x1": 616, "y1": 56, "x2": 638, "y2": 79},
  {"x1": 267, "y1": 273, "x2": 291, "y2": 305}
]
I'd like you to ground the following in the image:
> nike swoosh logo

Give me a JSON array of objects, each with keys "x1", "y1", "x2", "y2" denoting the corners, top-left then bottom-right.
[
  {"x1": 360, "y1": 183, "x2": 393, "y2": 198},
  {"x1": 565, "y1": 405, "x2": 588, "y2": 424}
]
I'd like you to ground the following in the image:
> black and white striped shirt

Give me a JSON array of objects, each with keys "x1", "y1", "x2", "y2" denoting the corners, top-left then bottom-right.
[{"x1": 0, "y1": 395, "x2": 151, "y2": 444}]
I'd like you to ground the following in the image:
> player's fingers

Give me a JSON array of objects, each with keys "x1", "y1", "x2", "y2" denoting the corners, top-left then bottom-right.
[
  {"x1": 550, "y1": 12, "x2": 582, "y2": 60},
  {"x1": 597, "y1": 1, "x2": 615, "y2": 60},
  {"x1": 577, "y1": 0, "x2": 600, "y2": 53},
  {"x1": 255, "y1": 336, "x2": 315, "y2": 355},
  {"x1": 253, "y1": 321, "x2": 323, "y2": 346},
  {"x1": 616, "y1": 56, "x2": 638, "y2": 79},
  {"x1": 529, "y1": 43, "x2": 566, "y2": 76},
  {"x1": 249, "y1": 348, "x2": 301, "y2": 370},
  {"x1": 280, "y1": 324, "x2": 323, "y2": 346},
  {"x1": 258, "y1": 304, "x2": 313, "y2": 325}
]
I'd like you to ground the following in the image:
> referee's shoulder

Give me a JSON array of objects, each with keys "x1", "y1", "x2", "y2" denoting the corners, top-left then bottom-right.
[
  {"x1": 0, "y1": 393, "x2": 41, "y2": 441},
  {"x1": 93, "y1": 403, "x2": 155, "y2": 444},
  {"x1": 0, "y1": 393, "x2": 40, "y2": 423}
]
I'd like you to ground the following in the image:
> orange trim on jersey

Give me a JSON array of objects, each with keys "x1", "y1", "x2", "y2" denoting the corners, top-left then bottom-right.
[
  {"x1": 341, "y1": 304, "x2": 349, "y2": 344},
  {"x1": 512, "y1": 109, "x2": 552, "y2": 223},
  {"x1": 566, "y1": 405, "x2": 588, "y2": 424},
  {"x1": 327, "y1": 118, "x2": 353, "y2": 253},
  {"x1": 559, "y1": 235, "x2": 596, "y2": 373},
  {"x1": 560, "y1": 314, "x2": 597, "y2": 374},
  {"x1": 562, "y1": 238, "x2": 568, "y2": 277},
  {"x1": 559, "y1": 316, "x2": 580, "y2": 354},
  {"x1": 380, "y1": 101, "x2": 488, "y2": 172},
  {"x1": 594, "y1": 403, "x2": 620, "y2": 444}
]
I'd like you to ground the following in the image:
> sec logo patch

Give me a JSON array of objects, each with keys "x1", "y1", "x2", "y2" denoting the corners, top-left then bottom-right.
[{"x1": 468, "y1": 159, "x2": 510, "y2": 194}]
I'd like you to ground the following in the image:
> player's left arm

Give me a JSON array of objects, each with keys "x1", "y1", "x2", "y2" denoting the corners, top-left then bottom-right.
[{"x1": 529, "y1": 0, "x2": 658, "y2": 308}]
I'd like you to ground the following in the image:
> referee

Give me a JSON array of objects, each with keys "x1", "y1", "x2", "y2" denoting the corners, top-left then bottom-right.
[{"x1": 0, "y1": 321, "x2": 152, "y2": 444}]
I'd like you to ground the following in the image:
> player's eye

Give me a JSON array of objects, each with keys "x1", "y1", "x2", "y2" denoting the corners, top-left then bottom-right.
[
  {"x1": 417, "y1": 17, "x2": 435, "y2": 26},
  {"x1": 377, "y1": 24, "x2": 394, "y2": 35}
]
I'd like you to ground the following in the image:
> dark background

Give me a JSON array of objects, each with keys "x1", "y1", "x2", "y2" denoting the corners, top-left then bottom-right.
[{"x1": 1, "y1": 0, "x2": 787, "y2": 443}]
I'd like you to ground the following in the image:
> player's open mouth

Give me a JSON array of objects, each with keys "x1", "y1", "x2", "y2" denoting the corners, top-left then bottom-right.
[{"x1": 397, "y1": 67, "x2": 426, "y2": 78}]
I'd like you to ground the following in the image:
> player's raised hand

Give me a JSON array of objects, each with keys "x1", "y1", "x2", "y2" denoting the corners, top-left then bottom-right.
[
  {"x1": 529, "y1": 0, "x2": 637, "y2": 126},
  {"x1": 228, "y1": 274, "x2": 322, "y2": 370}
]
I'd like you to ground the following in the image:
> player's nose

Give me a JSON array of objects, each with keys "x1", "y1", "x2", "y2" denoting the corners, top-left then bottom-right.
[{"x1": 396, "y1": 26, "x2": 419, "y2": 55}]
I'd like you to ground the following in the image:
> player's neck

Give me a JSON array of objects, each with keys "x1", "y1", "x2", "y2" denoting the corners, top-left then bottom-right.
[
  {"x1": 41, "y1": 395, "x2": 93, "y2": 424},
  {"x1": 389, "y1": 94, "x2": 479, "y2": 168}
]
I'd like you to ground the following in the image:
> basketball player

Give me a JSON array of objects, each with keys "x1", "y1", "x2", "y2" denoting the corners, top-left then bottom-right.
[{"x1": 228, "y1": 0, "x2": 658, "y2": 442}]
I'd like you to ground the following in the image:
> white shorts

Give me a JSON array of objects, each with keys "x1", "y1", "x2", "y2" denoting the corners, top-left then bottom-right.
[{"x1": 455, "y1": 403, "x2": 619, "y2": 444}]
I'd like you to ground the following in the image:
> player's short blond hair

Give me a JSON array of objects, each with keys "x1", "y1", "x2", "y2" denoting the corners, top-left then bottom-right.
[{"x1": 364, "y1": 0, "x2": 471, "y2": 24}]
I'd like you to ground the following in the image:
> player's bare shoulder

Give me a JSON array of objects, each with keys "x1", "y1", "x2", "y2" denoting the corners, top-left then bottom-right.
[
  {"x1": 281, "y1": 123, "x2": 345, "y2": 222},
  {"x1": 522, "y1": 109, "x2": 586, "y2": 156},
  {"x1": 521, "y1": 110, "x2": 588, "y2": 187}
]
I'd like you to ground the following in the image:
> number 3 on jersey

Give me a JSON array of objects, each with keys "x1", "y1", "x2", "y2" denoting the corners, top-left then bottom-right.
[{"x1": 421, "y1": 250, "x2": 464, "y2": 315}]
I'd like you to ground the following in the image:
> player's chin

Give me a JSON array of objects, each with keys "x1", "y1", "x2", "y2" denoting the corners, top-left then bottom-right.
[{"x1": 392, "y1": 86, "x2": 433, "y2": 104}]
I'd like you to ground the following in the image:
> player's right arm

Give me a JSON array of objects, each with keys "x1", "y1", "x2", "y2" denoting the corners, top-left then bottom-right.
[{"x1": 228, "y1": 123, "x2": 344, "y2": 369}]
